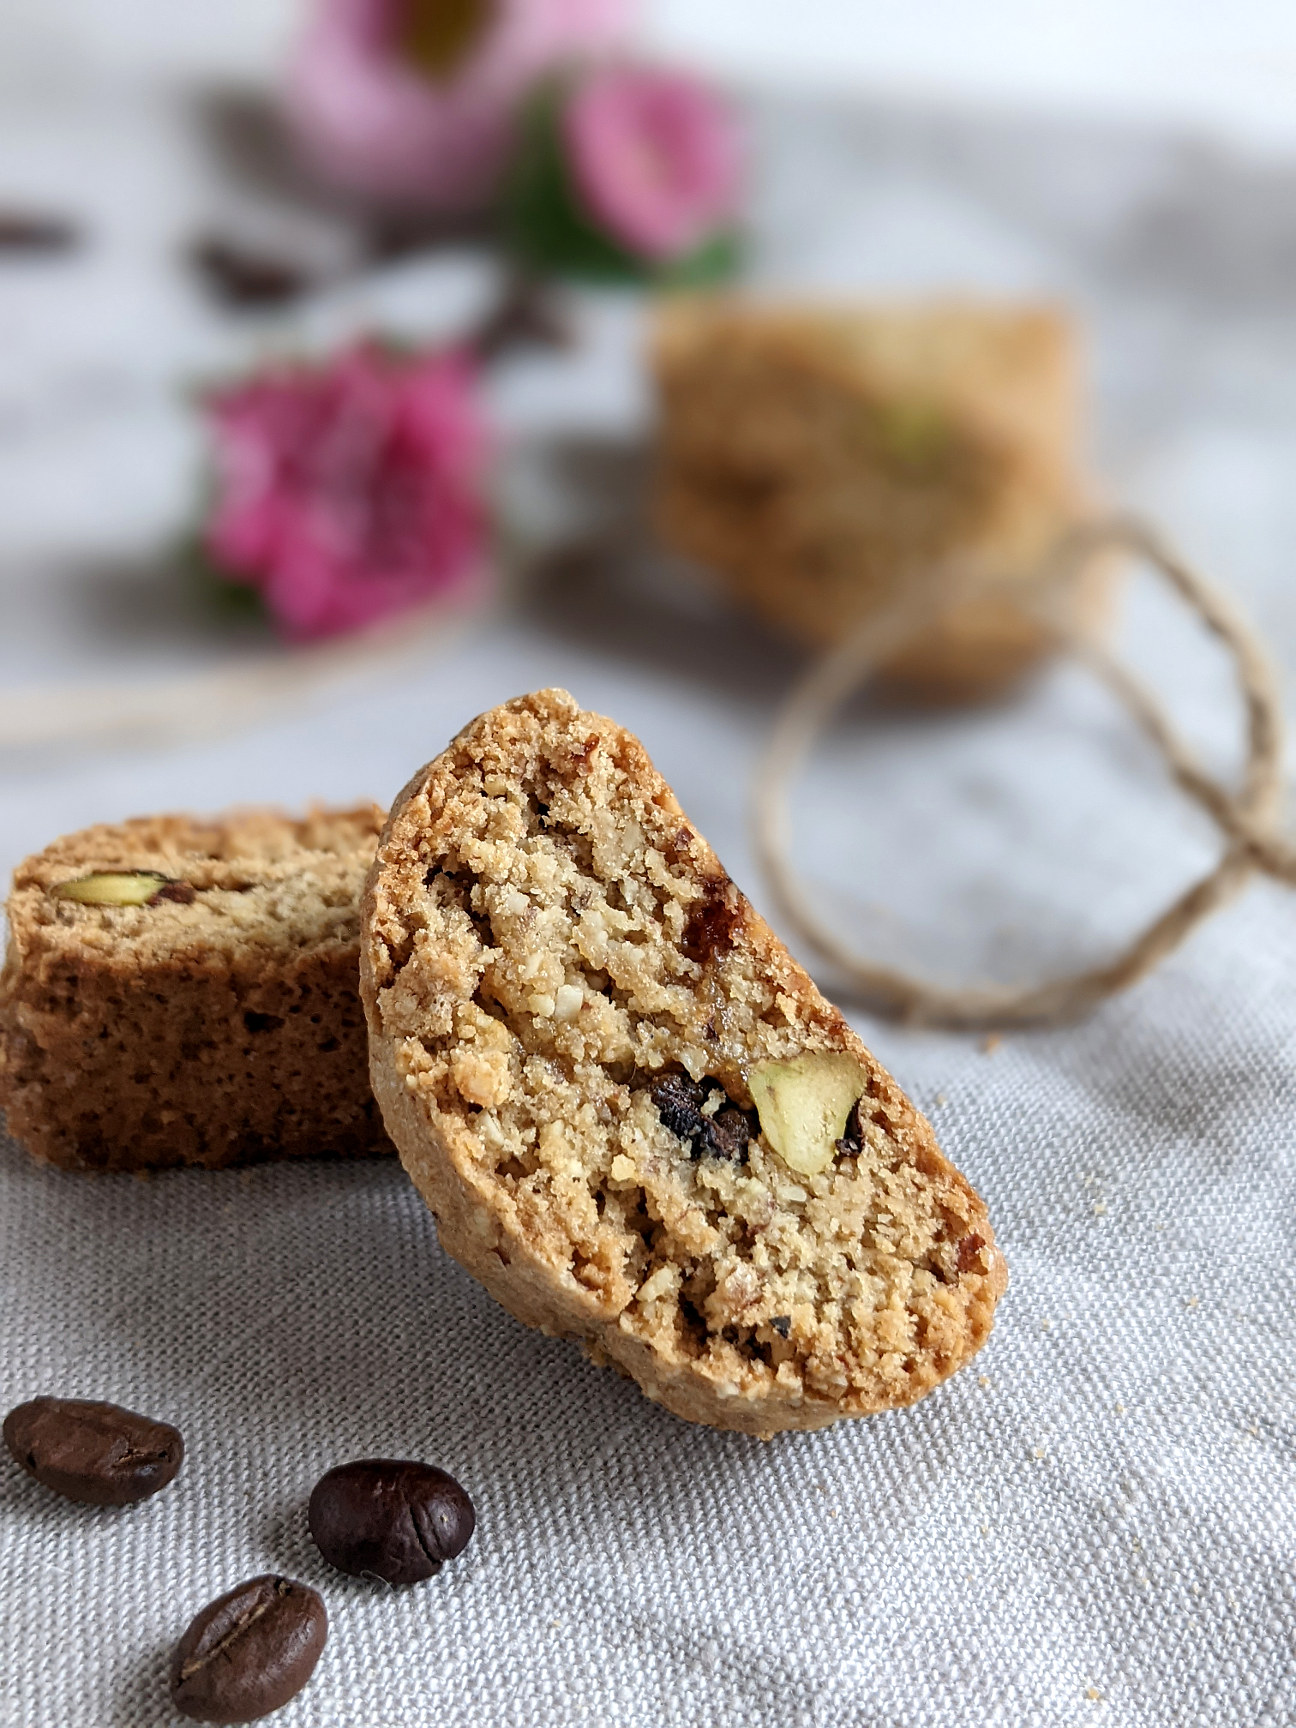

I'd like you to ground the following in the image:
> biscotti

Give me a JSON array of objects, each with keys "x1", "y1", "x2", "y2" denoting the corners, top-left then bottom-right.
[
  {"x1": 361, "y1": 689, "x2": 1006, "y2": 1435},
  {"x1": 654, "y1": 296, "x2": 1098, "y2": 701},
  {"x1": 1, "y1": 806, "x2": 392, "y2": 1171}
]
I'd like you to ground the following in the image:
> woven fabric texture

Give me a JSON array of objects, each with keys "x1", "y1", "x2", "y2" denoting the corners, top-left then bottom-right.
[{"x1": 4, "y1": 889, "x2": 1294, "y2": 1727}]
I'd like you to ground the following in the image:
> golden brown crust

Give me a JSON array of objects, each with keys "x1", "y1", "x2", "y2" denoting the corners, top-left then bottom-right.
[
  {"x1": 653, "y1": 296, "x2": 1099, "y2": 701},
  {"x1": 1, "y1": 806, "x2": 392, "y2": 1171},
  {"x1": 361, "y1": 690, "x2": 1006, "y2": 1435}
]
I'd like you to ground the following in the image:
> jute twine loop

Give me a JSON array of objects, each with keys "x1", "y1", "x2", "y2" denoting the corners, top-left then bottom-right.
[{"x1": 753, "y1": 515, "x2": 1293, "y2": 1030}]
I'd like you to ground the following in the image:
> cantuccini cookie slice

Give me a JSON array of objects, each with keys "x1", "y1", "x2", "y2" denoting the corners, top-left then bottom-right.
[
  {"x1": 362, "y1": 690, "x2": 1006, "y2": 1436},
  {"x1": 1, "y1": 806, "x2": 392, "y2": 1171}
]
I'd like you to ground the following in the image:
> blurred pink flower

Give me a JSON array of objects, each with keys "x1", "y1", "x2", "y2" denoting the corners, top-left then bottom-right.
[
  {"x1": 204, "y1": 344, "x2": 489, "y2": 641},
  {"x1": 288, "y1": 0, "x2": 636, "y2": 212},
  {"x1": 563, "y1": 65, "x2": 742, "y2": 260}
]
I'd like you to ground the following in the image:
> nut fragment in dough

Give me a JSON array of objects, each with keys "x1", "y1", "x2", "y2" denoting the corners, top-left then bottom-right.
[
  {"x1": 749, "y1": 1053, "x2": 869, "y2": 1176},
  {"x1": 52, "y1": 871, "x2": 171, "y2": 907}
]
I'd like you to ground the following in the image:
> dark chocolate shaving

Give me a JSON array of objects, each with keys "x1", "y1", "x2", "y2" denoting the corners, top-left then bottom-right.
[
  {"x1": 0, "y1": 211, "x2": 79, "y2": 254},
  {"x1": 649, "y1": 1072, "x2": 757, "y2": 1163},
  {"x1": 836, "y1": 1098, "x2": 865, "y2": 1157}
]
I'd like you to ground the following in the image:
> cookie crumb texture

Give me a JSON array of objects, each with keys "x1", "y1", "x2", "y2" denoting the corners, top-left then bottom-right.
[
  {"x1": 363, "y1": 692, "x2": 1006, "y2": 1434},
  {"x1": 1, "y1": 807, "x2": 392, "y2": 1171}
]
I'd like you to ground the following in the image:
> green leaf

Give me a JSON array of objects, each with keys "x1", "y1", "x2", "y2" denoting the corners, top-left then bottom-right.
[
  {"x1": 179, "y1": 535, "x2": 273, "y2": 629},
  {"x1": 503, "y1": 82, "x2": 743, "y2": 288}
]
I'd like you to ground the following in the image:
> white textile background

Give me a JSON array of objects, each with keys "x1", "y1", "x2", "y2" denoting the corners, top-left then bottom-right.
[{"x1": 3, "y1": 46, "x2": 1296, "y2": 1728}]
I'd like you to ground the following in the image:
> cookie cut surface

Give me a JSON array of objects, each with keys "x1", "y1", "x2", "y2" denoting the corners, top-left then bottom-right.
[
  {"x1": 362, "y1": 690, "x2": 1006, "y2": 1434},
  {"x1": 1, "y1": 806, "x2": 392, "y2": 1171}
]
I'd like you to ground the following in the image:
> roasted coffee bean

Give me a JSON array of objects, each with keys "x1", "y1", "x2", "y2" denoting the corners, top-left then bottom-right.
[
  {"x1": 308, "y1": 1459, "x2": 475, "y2": 1585},
  {"x1": 170, "y1": 1575, "x2": 327, "y2": 1725},
  {"x1": 469, "y1": 274, "x2": 572, "y2": 364},
  {"x1": 3, "y1": 1397, "x2": 183, "y2": 1506},
  {"x1": 649, "y1": 1073, "x2": 757, "y2": 1163},
  {"x1": 190, "y1": 236, "x2": 314, "y2": 309}
]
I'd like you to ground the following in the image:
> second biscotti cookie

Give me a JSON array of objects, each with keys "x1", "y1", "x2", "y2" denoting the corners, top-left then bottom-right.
[
  {"x1": 0, "y1": 806, "x2": 392, "y2": 1171},
  {"x1": 654, "y1": 296, "x2": 1102, "y2": 701},
  {"x1": 361, "y1": 689, "x2": 1006, "y2": 1436}
]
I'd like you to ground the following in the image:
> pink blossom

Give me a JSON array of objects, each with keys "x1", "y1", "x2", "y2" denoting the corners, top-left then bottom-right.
[
  {"x1": 204, "y1": 344, "x2": 489, "y2": 641},
  {"x1": 563, "y1": 65, "x2": 742, "y2": 261},
  {"x1": 288, "y1": 0, "x2": 636, "y2": 212}
]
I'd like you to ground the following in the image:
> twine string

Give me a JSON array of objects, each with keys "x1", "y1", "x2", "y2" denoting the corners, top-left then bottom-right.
[{"x1": 753, "y1": 515, "x2": 1293, "y2": 1030}]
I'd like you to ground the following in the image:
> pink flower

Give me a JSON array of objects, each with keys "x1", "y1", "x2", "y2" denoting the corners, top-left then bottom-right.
[
  {"x1": 204, "y1": 344, "x2": 489, "y2": 641},
  {"x1": 288, "y1": 0, "x2": 636, "y2": 213},
  {"x1": 563, "y1": 65, "x2": 742, "y2": 260}
]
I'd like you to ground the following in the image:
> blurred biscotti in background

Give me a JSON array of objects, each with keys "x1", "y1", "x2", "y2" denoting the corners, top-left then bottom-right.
[
  {"x1": 0, "y1": 806, "x2": 392, "y2": 1172},
  {"x1": 653, "y1": 297, "x2": 1107, "y2": 701}
]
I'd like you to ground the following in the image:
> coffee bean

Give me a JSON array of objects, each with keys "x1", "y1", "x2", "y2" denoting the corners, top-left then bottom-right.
[
  {"x1": 308, "y1": 1459, "x2": 475, "y2": 1585},
  {"x1": 3, "y1": 1397, "x2": 183, "y2": 1506},
  {"x1": 170, "y1": 1575, "x2": 327, "y2": 1725}
]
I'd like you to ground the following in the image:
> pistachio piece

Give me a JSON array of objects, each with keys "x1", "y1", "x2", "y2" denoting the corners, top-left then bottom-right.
[
  {"x1": 52, "y1": 871, "x2": 172, "y2": 907},
  {"x1": 749, "y1": 1053, "x2": 870, "y2": 1177},
  {"x1": 875, "y1": 399, "x2": 950, "y2": 470}
]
